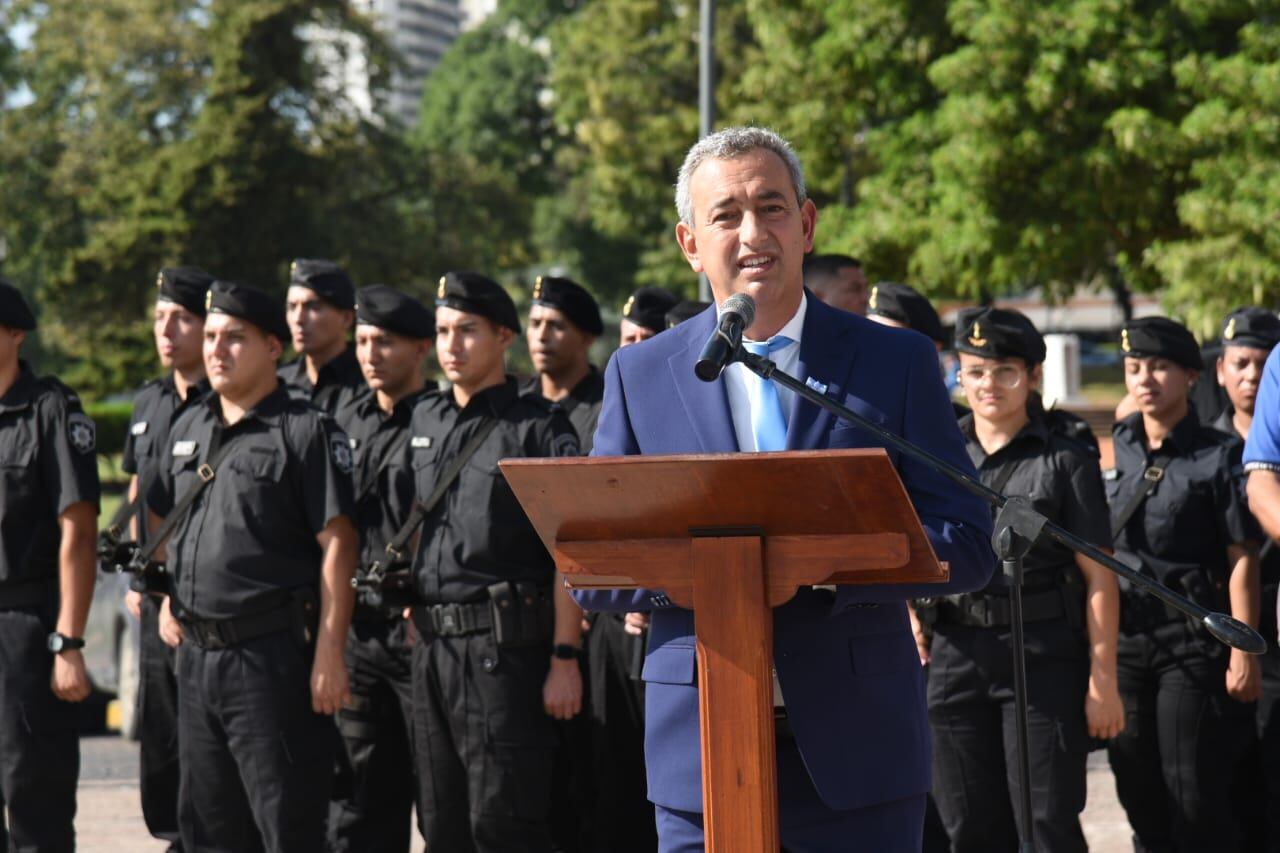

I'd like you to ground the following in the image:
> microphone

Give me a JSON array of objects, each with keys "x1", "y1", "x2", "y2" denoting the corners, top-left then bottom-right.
[{"x1": 694, "y1": 293, "x2": 756, "y2": 382}]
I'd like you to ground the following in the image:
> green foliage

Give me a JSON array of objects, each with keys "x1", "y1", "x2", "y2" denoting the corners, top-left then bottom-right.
[{"x1": 85, "y1": 399, "x2": 136, "y2": 458}]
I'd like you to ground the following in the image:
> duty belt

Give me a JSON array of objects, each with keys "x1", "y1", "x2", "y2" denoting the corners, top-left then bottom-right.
[
  {"x1": 411, "y1": 600, "x2": 493, "y2": 638},
  {"x1": 181, "y1": 601, "x2": 300, "y2": 651},
  {"x1": 0, "y1": 578, "x2": 54, "y2": 611},
  {"x1": 937, "y1": 587, "x2": 1068, "y2": 629}
]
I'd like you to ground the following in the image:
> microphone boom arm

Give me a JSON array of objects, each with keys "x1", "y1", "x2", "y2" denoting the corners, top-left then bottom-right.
[{"x1": 738, "y1": 349, "x2": 1267, "y2": 655}]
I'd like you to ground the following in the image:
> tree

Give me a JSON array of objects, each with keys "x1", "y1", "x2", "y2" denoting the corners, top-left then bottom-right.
[{"x1": 1146, "y1": 13, "x2": 1280, "y2": 333}]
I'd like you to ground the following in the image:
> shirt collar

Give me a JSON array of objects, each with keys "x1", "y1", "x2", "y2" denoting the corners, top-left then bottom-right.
[
  {"x1": 452, "y1": 375, "x2": 519, "y2": 417},
  {"x1": 317, "y1": 346, "x2": 360, "y2": 386},
  {"x1": 205, "y1": 381, "x2": 292, "y2": 427},
  {"x1": 1116, "y1": 409, "x2": 1201, "y2": 456},
  {"x1": 731, "y1": 291, "x2": 807, "y2": 347},
  {"x1": 958, "y1": 409, "x2": 1050, "y2": 456}
]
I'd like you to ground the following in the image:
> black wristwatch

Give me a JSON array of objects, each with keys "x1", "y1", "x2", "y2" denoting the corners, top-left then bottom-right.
[
  {"x1": 47, "y1": 632, "x2": 86, "y2": 654},
  {"x1": 552, "y1": 643, "x2": 582, "y2": 661}
]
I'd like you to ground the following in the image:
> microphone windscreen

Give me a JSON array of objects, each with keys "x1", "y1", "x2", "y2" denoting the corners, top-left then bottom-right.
[{"x1": 721, "y1": 292, "x2": 756, "y2": 329}]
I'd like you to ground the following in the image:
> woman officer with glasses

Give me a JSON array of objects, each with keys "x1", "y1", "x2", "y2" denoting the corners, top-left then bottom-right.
[{"x1": 920, "y1": 306, "x2": 1123, "y2": 853}]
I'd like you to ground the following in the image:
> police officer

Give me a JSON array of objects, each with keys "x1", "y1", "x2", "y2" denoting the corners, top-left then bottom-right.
[
  {"x1": 328, "y1": 285, "x2": 436, "y2": 852},
  {"x1": 1106, "y1": 316, "x2": 1261, "y2": 853},
  {"x1": 665, "y1": 299, "x2": 711, "y2": 330},
  {"x1": 922, "y1": 307, "x2": 1122, "y2": 853},
  {"x1": 0, "y1": 278, "x2": 99, "y2": 852},
  {"x1": 1210, "y1": 306, "x2": 1280, "y2": 851},
  {"x1": 801, "y1": 253, "x2": 869, "y2": 315},
  {"x1": 279, "y1": 258, "x2": 365, "y2": 413},
  {"x1": 522, "y1": 275, "x2": 604, "y2": 450},
  {"x1": 864, "y1": 281, "x2": 947, "y2": 349},
  {"x1": 121, "y1": 266, "x2": 214, "y2": 851},
  {"x1": 409, "y1": 272, "x2": 581, "y2": 852},
  {"x1": 619, "y1": 286, "x2": 679, "y2": 345},
  {"x1": 147, "y1": 280, "x2": 358, "y2": 853}
]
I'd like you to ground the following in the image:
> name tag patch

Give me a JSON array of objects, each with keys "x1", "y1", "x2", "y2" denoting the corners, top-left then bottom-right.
[
  {"x1": 411, "y1": 436, "x2": 433, "y2": 448},
  {"x1": 173, "y1": 440, "x2": 198, "y2": 457}
]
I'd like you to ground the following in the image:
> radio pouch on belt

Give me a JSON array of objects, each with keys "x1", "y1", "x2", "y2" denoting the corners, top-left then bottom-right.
[{"x1": 487, "y1": 580, "x2": 553, "y2": 648}]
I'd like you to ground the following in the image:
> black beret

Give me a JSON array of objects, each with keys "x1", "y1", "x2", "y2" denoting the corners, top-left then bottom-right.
[
  {"x1": 0, "y1": 278, "x2": 36, "y2": 331},
  {"x1": 1119, "y1": 316, "x2": 1201, "y2": 370},
  {"x1": 666, "y1": 300, "x2": 712, "y2": 329},
  {"x1": 531, "y1": 275, "x2": 603, "y2": 336},
  {"x1": 436, "y1": 271, "x2": 521, "y2": 334},
  {"x1": 356, "y1": 285, "x2": 435, "y2": 340},
  {"x1": 1221, "y1": 306, "x2": 1280, "y2": 351},
  {"x1": 206, "y1": 280, "x2": 290, "y2": 343},
  {"x1": 156, "y1": 266, "x2": 215, "y2": 317},
  {"x1": 868, "y1": 282, "x2": 945, "y2": 345},
  {"x1": 623, "y1": 287, "x2": 681, "y2": 334},
  {"x1": 954, "y1": 306, "x2": 1047, "y2": 364},
  {"x1": 289, "y1": 258, "x2": 355, "y2": 310}
]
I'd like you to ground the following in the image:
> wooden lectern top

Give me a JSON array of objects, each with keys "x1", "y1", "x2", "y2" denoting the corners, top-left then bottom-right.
[{"x1": 501, "y1": 449, "x2": 947, "y2": 608}]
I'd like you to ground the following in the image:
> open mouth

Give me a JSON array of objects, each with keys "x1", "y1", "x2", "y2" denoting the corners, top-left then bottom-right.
[{"x1": 738, "y1": 255, "x2": 776, "y2": 276}]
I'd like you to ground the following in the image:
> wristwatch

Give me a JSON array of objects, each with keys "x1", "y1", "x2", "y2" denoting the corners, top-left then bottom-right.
[
  {"x1": 552, "y1": 643, "x2": 582, "y2": 661},
  {"x1": 47, "y1": 632, "x2": 86, "y2": 654}
]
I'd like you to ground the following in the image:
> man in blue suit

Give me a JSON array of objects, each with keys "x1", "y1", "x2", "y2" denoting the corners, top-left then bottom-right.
[{"x1": 573, "y1": 127, "x2": 995, "y2": 852}]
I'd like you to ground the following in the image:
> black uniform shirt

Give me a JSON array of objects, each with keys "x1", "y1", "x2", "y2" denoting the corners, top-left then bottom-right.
[
  {"x1": 409, "y1": 376, "x2": 579, "y2": 603},
  {"x1": 278, "y1": 345, "x2": 366, "y2": 414},
  {"x1": 1107, "y1": 411, "x2": 1258, "y2": 588},
  {"x1": 0, "y1": 362, "x2": 100, "y2": 583},
  {"x1": 148, "y1": 383, "x2": 355, "y2": 619},
  {"x1": 960, "y1": 412, "x2": 1111, "y2": 588},
  {"x1": 122, "y1": 374, "x2": 209, "y2": 541},
  {"x1": 519, "y1": 366, "x2": 604, "y2": 453},
  {"x1": 336, "y1": 387, "x2": 437, "y2": 568}
]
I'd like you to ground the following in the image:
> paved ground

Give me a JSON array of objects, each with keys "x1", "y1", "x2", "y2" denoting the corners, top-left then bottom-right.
[{"x1": 73, "y1": 733, "x2": 1131, "y2": 851}]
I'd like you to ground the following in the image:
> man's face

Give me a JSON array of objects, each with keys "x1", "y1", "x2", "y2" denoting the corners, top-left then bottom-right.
[
  {"x1": 355, "y1": 324, "x2": 430, "y2": 397},
  {"x1": 203, "y1": 313, "x2": 281, "y2": 397},
  {"x1": 154, "y1": 299, "x2": 205, "y2": 372},
  {"x1": 435, "y1": 306, "x2": 512, "y2": 390},
  {"x1": 812, "y1": 266, "x2": 869, "y2": 316},
  {"x1": 528, "y1": 304, "x2": 593, "y2": 376},
  {"x1": 0, "y1": 325, "x2": 25, "y2": 372},
  {"x1": 286, "y1": 286, "x2": 352, "y2": 356},
  {"x1": 1217, "y1": 345, "x2": 1270, "y2": 417},
  {"x1": 619, "y1": 318, "x2": 657, "y2": 348},
  {"x1": 1124, "y1": 356, "x2": 1197, "y2": 419},
  {"x1": 675, "y1": 149, "x2": 816, "y2": 318}
]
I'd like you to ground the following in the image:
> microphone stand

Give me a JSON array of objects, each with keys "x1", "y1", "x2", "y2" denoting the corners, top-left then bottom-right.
[{"x1": 735, "y1": 348, "x2": 1266, "y2": 853}]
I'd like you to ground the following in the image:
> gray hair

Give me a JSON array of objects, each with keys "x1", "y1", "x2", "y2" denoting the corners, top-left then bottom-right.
[{"x1": 674, "y1": 126, "x2": 808, "y2": 225}]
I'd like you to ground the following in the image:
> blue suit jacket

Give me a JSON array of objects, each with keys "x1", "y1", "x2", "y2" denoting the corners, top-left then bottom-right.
[{"x1": 574, "y1": 294, "x2": 994, "y2": 814}]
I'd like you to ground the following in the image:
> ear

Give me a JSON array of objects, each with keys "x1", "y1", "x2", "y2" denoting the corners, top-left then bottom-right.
[
  {"x1": 1216, "y1": 356, "x2": 1227, "y2": 387},
  {"x1": 800, "y1": 199, "x2": 818, "y2": 253},
  {"x1": 497, "y1": 326, "x2": 516, "y2": 352},
  {"x1": 267, "y1": 334, "x2": 284, "y2": 361},
  {"x1": 675, "y1": 222, "x2": 703, "y2": 273}
]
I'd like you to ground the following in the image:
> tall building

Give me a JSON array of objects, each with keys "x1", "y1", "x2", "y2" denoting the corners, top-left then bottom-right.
[{"x1": 352, "y1": 0, "x2": 465, "y2": 127}]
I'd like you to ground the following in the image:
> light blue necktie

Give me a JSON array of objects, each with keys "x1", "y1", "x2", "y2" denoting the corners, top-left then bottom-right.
[{"x1": 741, "y1": 336, "x2": 793, "y2": 451}]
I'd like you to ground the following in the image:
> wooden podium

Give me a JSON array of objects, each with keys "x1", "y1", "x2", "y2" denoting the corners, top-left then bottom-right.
[{"x1": 500, "y1": 449, "x2": 948, "y2": 852}]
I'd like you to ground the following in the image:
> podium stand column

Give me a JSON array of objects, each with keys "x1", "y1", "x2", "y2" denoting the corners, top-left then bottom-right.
[{"x1": 692, "y1": 534, "x2": 780, "y2": 852}]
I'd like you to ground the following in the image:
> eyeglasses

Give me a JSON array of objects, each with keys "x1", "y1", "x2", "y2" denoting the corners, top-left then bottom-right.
[{"x1": 958, "y1": 365, "x2": 1024, "y2": 389}]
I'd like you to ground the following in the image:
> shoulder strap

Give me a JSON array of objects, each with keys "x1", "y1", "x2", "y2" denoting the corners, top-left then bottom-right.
[
  {"x1": 383, "y1": 417, "x2": 500, "y2": 562},
  {"x1": 354, "y1": 430, "x2": 412, "y2": 507},
  {"x1": 105, "y1": 465, "x2": 163, "y2": 542},
  {"x1": 134, "y1": 434, "x2": 238, "y2": 567},
  {"x1": 1110, "y1": 463, "x2": 1166, "y2": 540}
]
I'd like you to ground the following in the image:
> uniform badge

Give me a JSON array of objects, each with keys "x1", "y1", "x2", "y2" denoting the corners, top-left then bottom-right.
[
  {"x1": 551, "y1": 433, "x2": 580, "y2": 458},
  {"x1": 868, "y1": 286, "x2": 878, "y2": 310},
  {"x1": 967, "y1": 321, "x2": 987, "y2": 348},
  {"x1": 533, "y1": 276, "x2": 543, "y2": 300},
  {"x1": 156, "y1": 271, "x2": 164, "y2": 290},
  {"x1": 1224, "y1": 317, "x2": 1237, "y2": 341},
  {"x1": 437, "y1": 276, "x2": 447, "y2": 299},
  {"x1": 411, "y1": 436, "x2": 433, "y2": 449},
  {"x1": 131, "y1": 421, "x2": 149, "y2": 436},
  {"x1": 205, "y1": 290, "x2": 213, "y2": 311},
  {"x1": 622, "y1": 295, "x2": 636, "y2": 318},
  {"x1": 173, "y1": 440, "x2": 198, "y2": 457},
  {"x1": 1121, "y1": 328, "x2": 1131, "y2": 353},
  {"x1": 67, "y1": 413, "x2": 95, "y2": 454},
  {"x1": 331, "y1": 434, "x2": 354, "y2": 474}
]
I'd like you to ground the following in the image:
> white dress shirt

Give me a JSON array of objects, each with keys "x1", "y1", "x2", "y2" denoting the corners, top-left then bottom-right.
[{"x1": 722, "y1": 292, "x2": 807, "y2": 452}]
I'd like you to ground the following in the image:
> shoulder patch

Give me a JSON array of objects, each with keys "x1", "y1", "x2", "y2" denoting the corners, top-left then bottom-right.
[
  {"x1": 552, "y1": 432, "x2": 580, "y2": 458},
  {"x1": 173, "y1": 440, "x2": 198, "y2": 457},
  {"x1": 330, "y1": 433, "x2": 354, "y2": 474},
  {"x1": 131, "y1": 421, "x2": 149, "y2": 436},
  {"x1": 67, "y1": 413, "x2": 95, "y2": 453}
]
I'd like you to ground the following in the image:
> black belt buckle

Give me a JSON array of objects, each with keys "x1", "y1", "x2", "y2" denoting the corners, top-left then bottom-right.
[{"x1": 437, "y1": 604, "x2": 459, "y2": 635}]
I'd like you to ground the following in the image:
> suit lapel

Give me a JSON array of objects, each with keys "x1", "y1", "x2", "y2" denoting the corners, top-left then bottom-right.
[
  {"x1": 786, "y1": 296, "x2": 858, "y2": 450},
  {"x1": 668, "y1": 311, "x2": 739, "y2": 453}
]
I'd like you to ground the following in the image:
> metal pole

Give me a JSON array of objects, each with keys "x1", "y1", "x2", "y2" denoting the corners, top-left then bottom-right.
[{"x1": 698, "y1": 0, "x2": 715, "y2": 302}]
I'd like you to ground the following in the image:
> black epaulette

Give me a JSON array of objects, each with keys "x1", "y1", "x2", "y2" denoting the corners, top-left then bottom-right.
[{"x1": 33, "y1": 375, "x2": 84, "y2": 409}]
